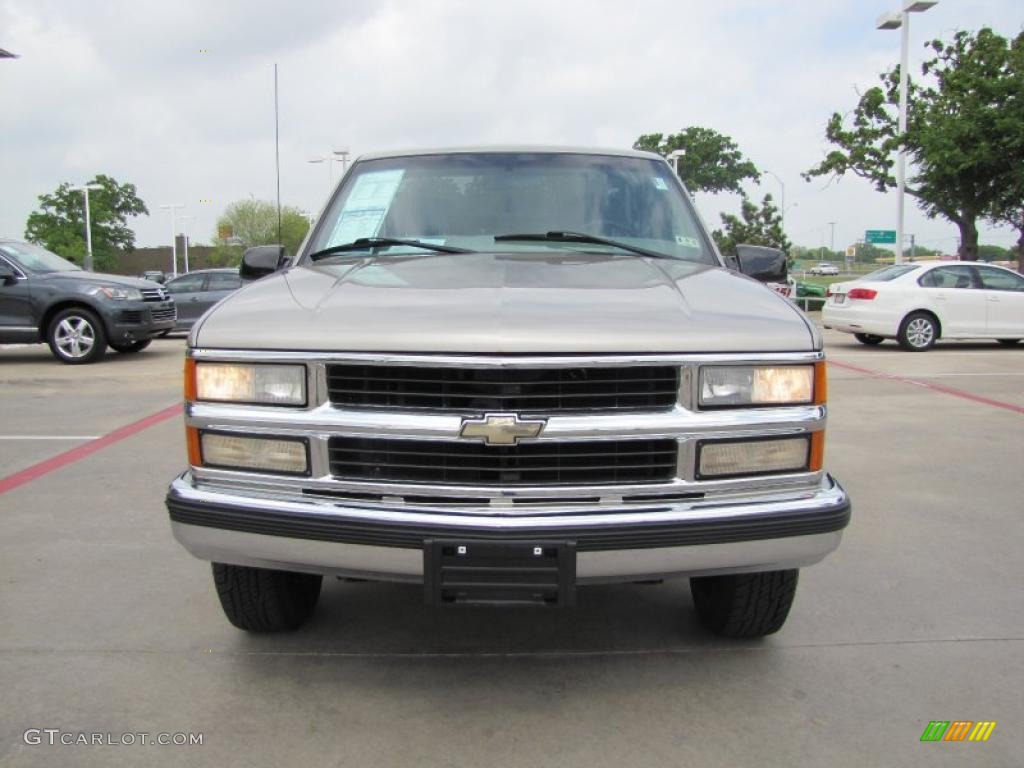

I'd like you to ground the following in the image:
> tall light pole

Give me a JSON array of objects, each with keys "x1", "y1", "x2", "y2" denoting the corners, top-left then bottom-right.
[
  {"x1": 160, "y1": 204, "x2": 185, "y2": 276},
  {"x1": 71, "y1": 183, "x2": 102, "y2": 271},
  {"x1": 666, "y1": 149, "x2": 686, "y2": 180},
  {"x1": 308, "y1": 149, "x2": 349, "y2": 193},
  {"x1": 877, "y1": 0, "x2": 938, "y2": 264},
  {"x1": 179, "y1": 215, "x2": 195, "y2": 273},
  {"x1": 762, "y1": 170, "x2": 786, "y2": 227}
]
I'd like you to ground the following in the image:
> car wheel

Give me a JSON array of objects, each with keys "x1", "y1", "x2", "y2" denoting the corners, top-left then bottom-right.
[
  {"x1": 110, "y1": 339, "x2": 152, "y2": 353},
  {"x1": 212, "y1": 563, "x2": 322, "y2": 632},
  {"x1": 854, "y1": 333, "x2": 884, "y2": 346},
  {"x1": 898, "y1": 312, "x2": 938, "y2": 351},
  {"x1": 996, "y1": 339, "x2": 1020, "y2": 346},
  {"x1": 690, "y1": 569, "x2": 799, "y2": 638},
  {"x1": 46, "y1": 307, "x2": 107, "y2": 364}
]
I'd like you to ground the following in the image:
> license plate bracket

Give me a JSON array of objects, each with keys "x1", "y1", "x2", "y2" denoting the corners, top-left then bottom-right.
[{"x1": 424, "y1": 539, "x2": 577, "y2": 607}]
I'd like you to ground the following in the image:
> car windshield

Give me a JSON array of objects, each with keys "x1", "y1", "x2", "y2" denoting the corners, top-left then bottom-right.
[
  {"x1": 303, "y1": 152, "x2": 715, "y2": 264},
  {"x1": 0, "y1": 241, "x2": 82, "y2": 274},
  {"x1": 860, "y1": 264, "x2": 920, "y2": 282}
]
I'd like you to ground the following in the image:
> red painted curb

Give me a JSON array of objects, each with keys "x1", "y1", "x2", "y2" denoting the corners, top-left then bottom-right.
[
  {"x1": 829, "y1": 360, "x2": 1024, "y2": 415},
  {"x1": 0, "y1": 403, "x2": 183, "y2": 495}
]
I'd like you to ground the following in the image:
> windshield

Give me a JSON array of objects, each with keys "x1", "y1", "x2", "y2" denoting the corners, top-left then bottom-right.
[
  {"x1": 0, "y1": 241, "x2": 82, "y2": 274},
  {"x1": 860, "y1": 264, "x2": 920, "y2": 282},
  {"x1": 304, "y1": 152, "x2": 715, "y2": 264}
]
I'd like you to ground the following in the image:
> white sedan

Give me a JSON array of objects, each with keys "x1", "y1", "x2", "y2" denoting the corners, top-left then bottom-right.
[
  {"x1": 809, "y1": 262, "x2": 840, "y2": 276},
  {"x1": 822, "y1": 262, "x2": 1024, "y2": 350}
]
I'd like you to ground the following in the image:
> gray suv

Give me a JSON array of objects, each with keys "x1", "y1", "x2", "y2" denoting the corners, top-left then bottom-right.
[
  {"x1": 166, "y1": 148, "x2": 850, "y2": 638},
  {"x1": 0, "y1": 239, "x2": 176, "y2": 363}
]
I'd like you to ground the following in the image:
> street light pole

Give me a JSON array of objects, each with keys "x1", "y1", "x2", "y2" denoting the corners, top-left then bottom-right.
[
  {"x1": 71, "y1": 184, "x2": 102, "y2": 271},
  {"x1": 763, "y1": 170, "x2": 786, "y2": 228},
  {"x1": 308, "y1": 149, "x2": 350, "y2": 194},
  {"x1": 877, "y1": 1, "x2": 938, "y2": 265},
  {"x1": 179, "y1": 215, "x2": 195, "y2": 273},
  {"x1": 160, "y1": 204, "x2": 185, "y2": 276}
]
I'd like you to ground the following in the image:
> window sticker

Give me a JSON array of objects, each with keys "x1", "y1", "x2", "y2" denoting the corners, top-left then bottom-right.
[
  {"x1": 652, "y1": 177, "x2": 669, "y2": 191},
  {"x1": 327, "y1": 170, "x2": 405, "y2": 246},
  {"x1": 675, "y1": 235, "x2": 700, "y2": 248}
]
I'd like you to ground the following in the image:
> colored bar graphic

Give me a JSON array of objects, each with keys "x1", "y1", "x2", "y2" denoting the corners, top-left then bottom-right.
[
  {"x1": 920, "y1": 722, "x2": 949, "y2": 742},
  {"x1": 969, "y1": 722, "x2": 997, "y2": 742},
  {"x1": 943, "y1": 721, "x2": 973, "y2": 742}
]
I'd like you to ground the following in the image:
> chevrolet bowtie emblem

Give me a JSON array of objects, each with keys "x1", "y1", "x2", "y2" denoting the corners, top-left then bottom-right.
[{"x1": 459, "y1": 413, "x2": 546, "y2": 446}]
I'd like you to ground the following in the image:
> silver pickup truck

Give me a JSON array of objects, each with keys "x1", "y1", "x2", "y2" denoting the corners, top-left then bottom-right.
[{"x1": 166, "y1": 147, "x2": 850, "y2": 637}]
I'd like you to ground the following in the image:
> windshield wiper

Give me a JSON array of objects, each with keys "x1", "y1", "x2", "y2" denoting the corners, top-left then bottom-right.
[
  {"x1": 308, "y1": 237, "x2": 475, "y2": 261},
  {"x1": 494, "y1": 231, "x2": 674, "y2": 260}
]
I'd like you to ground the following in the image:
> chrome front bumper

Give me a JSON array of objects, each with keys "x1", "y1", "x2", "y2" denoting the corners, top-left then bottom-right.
[{"x1": 166, "y1": 472, "x2": 850, "y2": 583}]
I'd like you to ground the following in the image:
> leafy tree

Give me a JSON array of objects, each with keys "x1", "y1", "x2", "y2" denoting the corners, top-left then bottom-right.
[
  {"x1": 633, "y1": 127, "x2": 759, "y2": 194},
  {"x1": 24, "y1": 174, "x2": 148, "y2": 271},
  {"x1": 711, "y1": 194, "x2": 791, "y2": 257},
  {"x1": 210, "y1": 200, "x2": 310, "y2": 266},
  {"x1": 976, "y1": 244, "x2": 1011, "y2": 262},
  {"x1": 804, "y1": 28, "x2": 1022, "y2": 262}
]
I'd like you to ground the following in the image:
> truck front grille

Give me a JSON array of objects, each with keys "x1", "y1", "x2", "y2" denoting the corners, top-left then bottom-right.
[
  {"x1": 141, "y1": 287, "x2": 170, "y2": 302},
  {"x1": 325, "y1": 365, "x2": 679, "y2": 413},
  {"x1": 328, "y1": 437, "x2": 678, "y2": 486},
  {"x1": 151, "y1": 306, "x2": 177, "y2": 322}
]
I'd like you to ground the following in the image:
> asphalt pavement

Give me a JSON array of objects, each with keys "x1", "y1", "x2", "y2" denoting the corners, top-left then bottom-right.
[{"x1": 1, "y1": 330, "x2": 1021, "y2": 767}]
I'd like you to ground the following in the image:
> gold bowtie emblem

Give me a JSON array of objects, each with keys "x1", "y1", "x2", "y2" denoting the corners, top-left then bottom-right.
[{"x1": 459, "y1": 414, "x2": 546, "y2": 446}]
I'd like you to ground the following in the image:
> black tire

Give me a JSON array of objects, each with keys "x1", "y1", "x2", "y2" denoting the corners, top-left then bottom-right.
[
  {"x1": 897, "y1": 311, "x2": 938, "y2": 351},
  {"x1": 690, "y1": 569, "x2": 799, "y2": 638},
  {"x1": 212, "y1": 563, "x2": 322, "y2": 632},
  {"x1": 46, "y1": 307, "x2": 107, "y2": 364},
  {"x1": 854, "y1": 333, "x2": 884, "y2": 346},
  {"x1": 110, "y1": 339, "x2": 152, "y2": 353},
  {"x1": 996, "y1": 339, "x2": 1020, "y2": 346}
]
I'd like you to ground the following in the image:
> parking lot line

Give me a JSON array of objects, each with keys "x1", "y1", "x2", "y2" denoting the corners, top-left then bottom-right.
[
  {"x1": 829, "y1": 360, "x2": 1024, "y2": 415},
  {"x1": 0, "y1": 435, "x2": 101, "y2": 440},
  {"x1": 0, "y1": 403, "x2": 182, "y2": 495}
]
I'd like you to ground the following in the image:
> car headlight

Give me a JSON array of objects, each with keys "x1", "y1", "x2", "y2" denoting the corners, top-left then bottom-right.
[
  {"x1": 699, "y1": 364, "x2": 820, "y2": 407},
  {"x1": 190, "y1": 362, "x2": 306, "y2": 406},
  {"x1": 199, "y1": 432, "x2": 309, "y2": 474},
  {"x1": 697, "y1": 436, "x2": 816, "y2": 478},
  {"x1": 89, "y1": 286, "x2": 143, "y2": 301}
]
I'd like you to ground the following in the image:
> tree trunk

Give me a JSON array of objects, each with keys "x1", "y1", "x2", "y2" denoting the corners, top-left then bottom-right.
[{"x1": 956, "y1": 218, "x2": 979, "y2": 261}]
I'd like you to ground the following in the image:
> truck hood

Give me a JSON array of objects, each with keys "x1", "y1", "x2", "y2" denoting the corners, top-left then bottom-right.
[
  {"x1": 41, "y1": 270, "x2": 162, "y2": 290},
  {"x1": 193, "y1": 252, "x2": 816, "y2": 353}
]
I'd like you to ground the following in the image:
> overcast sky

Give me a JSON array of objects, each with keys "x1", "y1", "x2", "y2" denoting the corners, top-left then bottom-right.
[{"x1": 2, "y1": 0, "x2": 1021, "y2": 257}]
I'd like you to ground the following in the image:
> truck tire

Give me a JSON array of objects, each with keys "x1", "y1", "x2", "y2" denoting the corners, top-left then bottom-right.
[
  {"x1": 109, "y1": 339, "x2": 152, "y2": 353},
  {"x1": 996, "y1": 339, "x2": 1020, "y2": 346},
  {"x1": 690, "y1": 569, "x2": 799, "y2": 638},
  {"x1": 897, "y1": 312, "x2": 938, "y2": 351},
  {"x1": 46, "y1": 307, "x2": 107, "y2": 364},
  {"x1": 854, "y1": 333, "x2": 884, "y2": 346},
  {"x1": 212, "y1": 563, "x2": 322, "y2": 632}
]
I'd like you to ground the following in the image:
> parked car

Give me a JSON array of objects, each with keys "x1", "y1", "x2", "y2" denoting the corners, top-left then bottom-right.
[
  {"x1": 0, "y1": 238, "x2": 175, "y2": 363},
  {"x1": 166, "y1": 147, "x2": 850, "y2": 638},
  {"x1": 808, "y1": 262, "x2": 839, "y2": 276},
  {"x1": 823, "y1": 262, "x2": 1024, "y2": 350},
  {"x1": 164, "y1": 268, "x2": 244, "y2": 332}
]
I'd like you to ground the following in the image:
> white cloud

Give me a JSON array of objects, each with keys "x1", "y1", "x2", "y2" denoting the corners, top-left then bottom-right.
[{"x1": 1, "y1": 0, "x2": 1021, "y2": 255}]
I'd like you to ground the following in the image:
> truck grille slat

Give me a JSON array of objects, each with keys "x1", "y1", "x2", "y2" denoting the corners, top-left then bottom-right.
[
  {"x1": 328, "y1": 437, "x2": 677, "y2": 486},
  {"x1": 326, "y1": 365, "x2": 679, "y2": 413}
]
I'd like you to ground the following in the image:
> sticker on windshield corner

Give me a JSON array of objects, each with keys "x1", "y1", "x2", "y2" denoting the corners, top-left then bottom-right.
[
  {"x1": 652, "y1": 177, "x2": 669, "y2": 191},
  {"x1": 675, "y1": 235, "x2": 700, "y2": 248},
  {"x1": 327, "y1": 169, "x2": 405, "y2": 246}
]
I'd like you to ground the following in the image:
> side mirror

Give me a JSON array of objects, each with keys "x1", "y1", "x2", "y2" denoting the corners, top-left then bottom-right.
[
  {"x1": 0, "y1": 264, "x2": 16, "y2": 285},
  {"x1": 240, "y1": 245, "x2": 287, "y2": 279},
  {"x1": 734, "y1": 244, "x2": 787, "y2": 283}
]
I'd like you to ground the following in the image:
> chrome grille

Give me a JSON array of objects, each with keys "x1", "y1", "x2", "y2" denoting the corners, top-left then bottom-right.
[
  {"x1": 328, "y1": 437, "x2": 678, "y2": 486},
  {"x1": 151, "y1": 306, "x2": 177, "y2": 322},
  {"x1": 141, "y1": 287, "x2": 170, "y2": 302},
  {"x1": 325, "y1": 365, "x2": 679, "y2": 413}
]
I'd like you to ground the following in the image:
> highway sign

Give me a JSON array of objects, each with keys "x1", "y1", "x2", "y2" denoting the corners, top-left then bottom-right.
[{"x1": 865, "y1": 229, "x2": 897, "y2": 244}]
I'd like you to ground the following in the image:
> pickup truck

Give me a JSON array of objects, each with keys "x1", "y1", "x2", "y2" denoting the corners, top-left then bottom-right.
[{"x1": 166, "y1": 147, "x2": 850, "y2": 637}]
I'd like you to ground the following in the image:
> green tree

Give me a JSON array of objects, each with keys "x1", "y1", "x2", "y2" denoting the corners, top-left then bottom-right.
[
  {"x1": 804, "y1": 28, "x2": 1022, "y2": 262},
  {"x1": 976, "y1": 244, "x2": 1011, "y2": 262},
  {"x1": 210, "y1": 200, "x2": 310, "y2": 266},
  {"x1": 711, "y1": 194, "x2": 791, "y2": 257},
  {"x1": 633, "y1": 127, "x2": 760, "y2": 194},
  {"x1": 24, "y1": 174, "x2": 148, "y2": 272}
]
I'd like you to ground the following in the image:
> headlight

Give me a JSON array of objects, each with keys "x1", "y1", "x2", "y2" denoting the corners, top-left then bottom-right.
[
  {"x1": 89, "y1": 286, "x2": 143, "y2": 301},
  {"x1": 200, "y1": 432, "x2": 309, "y2": 474},
  {"x1": 193, "y1": 362, "x2": 306, "y2": 406},
  {"x1": 698, "y1": 436, "x2": 811, "y2": 478},
  {"x1": 699, "y1": 365, "x2": 817, "y2": 407}
]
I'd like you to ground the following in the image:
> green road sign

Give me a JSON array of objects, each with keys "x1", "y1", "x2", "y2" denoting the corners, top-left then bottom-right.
[{"x1": 865, "y1": 229, "x2": 897, "y2": 244}]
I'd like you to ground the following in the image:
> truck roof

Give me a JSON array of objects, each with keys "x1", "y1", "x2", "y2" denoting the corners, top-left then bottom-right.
[{"x1": 356, "y1": 145, "x2": 663, "y2": 162}]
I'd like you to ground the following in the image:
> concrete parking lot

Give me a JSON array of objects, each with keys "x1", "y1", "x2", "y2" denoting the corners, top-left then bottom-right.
[{"x1": 1, "y1": 330, "x2": 1021, "y2": 767}]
